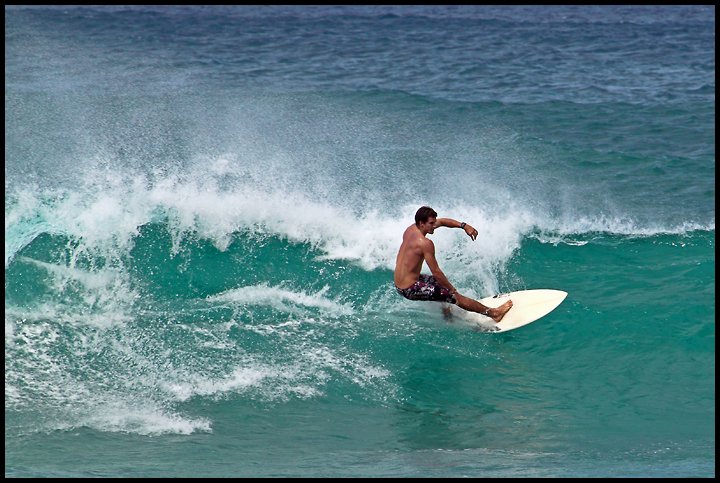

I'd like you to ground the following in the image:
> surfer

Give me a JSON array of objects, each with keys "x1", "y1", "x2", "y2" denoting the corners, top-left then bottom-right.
[{"x1": 394, "y1": 206, "x2": 513, "y2": 322}]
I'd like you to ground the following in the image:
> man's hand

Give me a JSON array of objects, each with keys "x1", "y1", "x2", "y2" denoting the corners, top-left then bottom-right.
[{"x1": 464, "y1": 224, "x2": 478, "y2": 241}]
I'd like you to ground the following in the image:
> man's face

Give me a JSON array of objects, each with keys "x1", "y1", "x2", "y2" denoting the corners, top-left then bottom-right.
[{"x1": 421, "y1": 217, "x2": 437, "y2": 235}]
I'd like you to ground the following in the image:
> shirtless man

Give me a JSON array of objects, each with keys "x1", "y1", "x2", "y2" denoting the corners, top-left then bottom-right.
[{"x1": 394, "y1": 206, "x2": 513, "y2": 323}]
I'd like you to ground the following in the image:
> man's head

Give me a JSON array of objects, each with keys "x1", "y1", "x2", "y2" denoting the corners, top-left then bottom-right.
[{"x1": 415, "y1": 206, "x2": 437, "y2": 233}]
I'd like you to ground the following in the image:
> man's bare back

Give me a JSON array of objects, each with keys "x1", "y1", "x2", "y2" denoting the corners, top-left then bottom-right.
[{"x1": 394, "y1": 207, "x2": 512, "y2": 323}]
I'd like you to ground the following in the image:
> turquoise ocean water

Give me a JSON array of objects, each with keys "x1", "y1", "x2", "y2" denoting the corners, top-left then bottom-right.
[{"x1": 5, "y1": 6, "x2": 715, "y2": 477}]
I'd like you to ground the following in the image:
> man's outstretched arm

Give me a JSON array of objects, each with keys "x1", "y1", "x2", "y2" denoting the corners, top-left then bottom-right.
[{"x1": 433, "y1": 218, "x2": 479, "y2": 241}]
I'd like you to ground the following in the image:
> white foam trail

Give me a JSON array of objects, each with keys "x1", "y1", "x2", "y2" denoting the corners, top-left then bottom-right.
[
  {"x1": 78, "y1": 399, "x2": 212, "y2": 436},
  {"x1": 208, "y1": 283, "x2": 355, "y2": 316}
]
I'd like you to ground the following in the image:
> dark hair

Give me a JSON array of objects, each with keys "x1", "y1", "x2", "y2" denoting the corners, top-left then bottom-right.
[{"x1": 415, "y1": 206, "x2": 437, "y2": 226}]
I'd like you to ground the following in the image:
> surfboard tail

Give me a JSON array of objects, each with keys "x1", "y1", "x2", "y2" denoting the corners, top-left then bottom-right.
[{"x1": 468, "y1": 289, "x2": 568, "y2": 333}]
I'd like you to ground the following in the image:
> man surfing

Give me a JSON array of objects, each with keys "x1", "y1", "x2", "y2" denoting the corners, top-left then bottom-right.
[{"x1": 394, "y1": 206, "x2": 513, "y2": 323}]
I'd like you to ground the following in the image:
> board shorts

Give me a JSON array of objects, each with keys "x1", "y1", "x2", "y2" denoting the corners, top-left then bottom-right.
[{"x1": 395, "y1": 274, "x2": 456, "y2": 304}]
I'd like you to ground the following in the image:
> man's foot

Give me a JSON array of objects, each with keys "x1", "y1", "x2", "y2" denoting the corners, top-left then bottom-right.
[
  {"x1": 442, "y1": 306, "x2": 453, "y2": 320},
  {"x1": 487, "y1": 300, "x2": 513, "y2": 323}
]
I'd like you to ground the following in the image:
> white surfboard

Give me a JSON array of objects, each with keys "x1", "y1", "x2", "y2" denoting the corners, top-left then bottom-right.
[{"x1": 456, "y1": 289, "x2": 567, "y2": 333}]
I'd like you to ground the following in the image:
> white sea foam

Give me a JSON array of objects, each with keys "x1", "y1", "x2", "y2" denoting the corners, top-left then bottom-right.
[
  {"x1": 4, "y1": 322, "x2": 211, "y2": 435},
  {"x1": 6, "y1": 161, "x2": 714, "y2": 277},
  {"x1": 208, "y1": 283, "x2": 354, "y2": 316},
  {"x1": 77, "y1": 398, "x2": 212, "y2": 436},
  {"x1": 161, "y1": 364, "x2": 281, "y2": 402}
]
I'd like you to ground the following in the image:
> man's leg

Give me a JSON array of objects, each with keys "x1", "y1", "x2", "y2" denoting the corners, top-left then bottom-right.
[{"x1": 454, "y1": 293, "x2": 513, "y2": 322}]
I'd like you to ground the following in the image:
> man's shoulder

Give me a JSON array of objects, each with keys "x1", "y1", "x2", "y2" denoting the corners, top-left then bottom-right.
[
  {"x1": 419, "y1": 236, "x2": 434, "y2": 251},
  {"x1": 406, "y1": 228, "x2": 433, "y2": 249}
]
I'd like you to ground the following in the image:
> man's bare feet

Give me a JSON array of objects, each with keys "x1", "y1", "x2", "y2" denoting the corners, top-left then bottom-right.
[
  {"x1": 487, "y1": 300, "x2": 513, "y2": 322},
  {"x1": 453, "y1": 293, "x2": 512, "y2": 322}
]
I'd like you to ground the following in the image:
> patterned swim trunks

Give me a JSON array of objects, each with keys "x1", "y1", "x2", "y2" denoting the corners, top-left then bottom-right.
[{"x1": 395, "y1": 274, "x2": 457, "y2": 304}]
